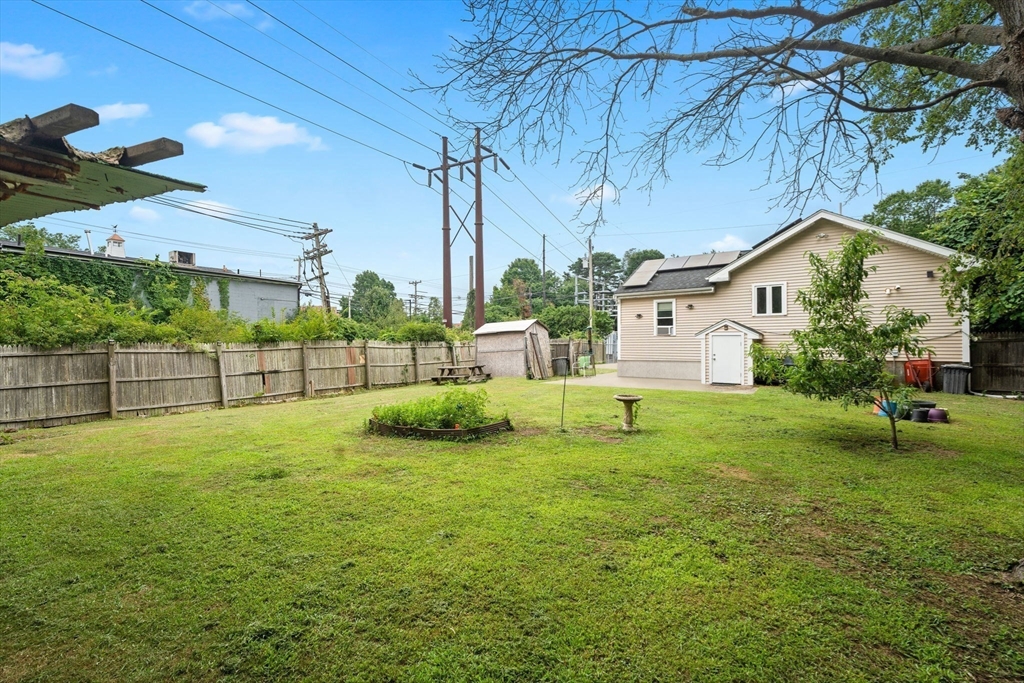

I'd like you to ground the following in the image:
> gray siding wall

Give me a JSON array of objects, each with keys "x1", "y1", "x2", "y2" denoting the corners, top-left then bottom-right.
[{"x1": 205, "y1": 278, "x2": 299, "y2": 322}]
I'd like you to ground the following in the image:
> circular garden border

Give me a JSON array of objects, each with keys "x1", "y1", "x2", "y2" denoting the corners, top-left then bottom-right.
[{"x1": 368, "y1": 418, "x2": 513, "y2": 440}]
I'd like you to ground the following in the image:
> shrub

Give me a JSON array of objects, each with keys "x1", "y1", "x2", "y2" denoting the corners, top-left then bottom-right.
[
  {"x1": 0, "y1": 270, "x2": 175, "y2": 348},
  {"x1": 393, "y1": 321, "x2": 448, "y2": 343},
  {"x1": 371, "y1": 388, "x2": 498, "y2": 429},
  {"x1": 749, "y1": 343, "x2": 793, "y2": 386},
  {"x1": 536, "y1": 305, "x2": 614, "y2": 338}
]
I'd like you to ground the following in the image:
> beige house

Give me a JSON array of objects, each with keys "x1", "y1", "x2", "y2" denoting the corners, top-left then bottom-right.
[{"x1": 614, "y1": 211, "x2": 966, "y2": 386}]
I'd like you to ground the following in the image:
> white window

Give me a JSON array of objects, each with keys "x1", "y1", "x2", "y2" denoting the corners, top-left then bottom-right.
[
  {"x1": 654, "y1": 299, "x2": 675, "y2": 335},
  {"x1": 753, "y1": 283, "x2": 787, "y2": 316}
]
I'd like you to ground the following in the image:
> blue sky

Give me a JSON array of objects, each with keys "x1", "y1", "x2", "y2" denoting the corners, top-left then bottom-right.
[{"x1": 0, "y1": 0, "x2": 1006, "y2": 311}]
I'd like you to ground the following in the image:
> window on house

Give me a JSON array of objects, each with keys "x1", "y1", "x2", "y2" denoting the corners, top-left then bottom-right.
[
  {"x1": 753, "y1": 284, "x2": 786, "y2": 315},
  {"x1": 655, "y1": 300, "x2": 675, "y2": 335}
]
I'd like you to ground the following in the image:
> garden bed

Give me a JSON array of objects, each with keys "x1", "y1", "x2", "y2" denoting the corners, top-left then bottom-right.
[
  {"x1": 368, "y1": 387, "x2": 510, "y2": 439},
  {"x1": 367, "y1": 417, "x2": 513, "y2": 439}
]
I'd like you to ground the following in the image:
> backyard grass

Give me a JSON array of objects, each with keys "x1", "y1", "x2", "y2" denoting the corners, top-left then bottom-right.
[{"x1": 1, "y1": 378, "x2": 1022, "y2": 682}]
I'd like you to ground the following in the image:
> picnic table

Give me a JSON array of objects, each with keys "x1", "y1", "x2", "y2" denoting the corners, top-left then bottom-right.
[{"x1": 432, "y1": 364, "x2": 491, "y2": 384}]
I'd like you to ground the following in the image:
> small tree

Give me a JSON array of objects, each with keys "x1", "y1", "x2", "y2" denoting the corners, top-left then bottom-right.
[{"x1": 785, "y1": 232, "x2": 930, "y2": 449}]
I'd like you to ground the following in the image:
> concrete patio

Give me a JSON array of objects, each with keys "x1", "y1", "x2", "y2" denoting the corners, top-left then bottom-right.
[{"x1": 548, "y1": 365, "x2": 757, "y2": 393}]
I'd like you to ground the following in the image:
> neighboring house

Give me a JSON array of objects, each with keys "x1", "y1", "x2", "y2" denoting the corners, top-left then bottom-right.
[
  {"x1": 0, "y1": 239, "x2": 300, "y2": 322},
  {"x1": 614, "y1": 211, "x2": 965, "y2": 386},
  {"x1": 475, "y1": 319, "x2": 552, "y2": 378}
]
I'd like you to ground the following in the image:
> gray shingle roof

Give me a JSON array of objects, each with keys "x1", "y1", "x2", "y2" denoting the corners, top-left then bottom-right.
[{"x1": 616, "y1": 265, "x2": 720, "y2": 295}]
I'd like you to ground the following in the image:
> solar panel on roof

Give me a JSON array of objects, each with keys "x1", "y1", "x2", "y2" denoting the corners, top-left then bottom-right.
[
  {"x1": 622, "y1": 258, "x2": 665, "y2": 287},
  {"x1": 685, "y1": 253, "x2": 714, "y2": 268},
  {"x1": 708, "y1": 250, "x2": 742, "y2": 266},
  {"x1": 658, "y1": 257, "x2": 691, "y2": 271}
]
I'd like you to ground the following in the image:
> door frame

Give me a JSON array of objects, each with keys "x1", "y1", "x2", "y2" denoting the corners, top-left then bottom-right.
[{"x1": 709, "y1": 332, "x2": 745, "y2": 385}]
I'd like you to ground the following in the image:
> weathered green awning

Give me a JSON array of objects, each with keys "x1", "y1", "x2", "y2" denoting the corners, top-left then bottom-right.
[{"x1": 0, "y1": 104, "x2": 205, "y2": 227}]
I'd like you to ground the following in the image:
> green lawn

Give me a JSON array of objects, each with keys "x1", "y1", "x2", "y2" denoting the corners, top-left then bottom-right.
[{"x1": 1, "y1": 379, "x2": 1022, "y2": 682}]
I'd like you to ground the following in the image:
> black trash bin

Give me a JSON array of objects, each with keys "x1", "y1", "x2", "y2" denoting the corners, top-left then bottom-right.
[
  {"x1": 941, "y1": 364, "x2": 971, "y2": 394},
  {"x1": 552, "y1": 357, "x2": 570, "y2": 377}
]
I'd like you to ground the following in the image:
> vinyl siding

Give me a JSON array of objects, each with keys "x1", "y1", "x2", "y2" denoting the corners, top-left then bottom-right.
[{"x1": 618, "y1": 219, "x2": 963, "y2": 365}]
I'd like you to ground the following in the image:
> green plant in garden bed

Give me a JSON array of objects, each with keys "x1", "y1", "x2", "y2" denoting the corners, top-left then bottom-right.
[{"x1": 371, "y1": 388, "x2": 501, "y2": 429}]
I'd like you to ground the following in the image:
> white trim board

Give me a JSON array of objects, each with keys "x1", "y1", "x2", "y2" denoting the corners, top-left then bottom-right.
[
  {"x1": 694, "y1": 319, "x2": 764, "y2": 339},
  {"x1": 615, "y1": 286, "x2": 714, "y2": 300},
  {"x1": 707, "y1": 210, "x2": 955, "y2": 283}
]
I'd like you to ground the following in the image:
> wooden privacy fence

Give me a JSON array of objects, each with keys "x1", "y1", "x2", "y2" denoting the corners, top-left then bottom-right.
[
  {"x1": 0, "y1": 340, "x2": 475, "y2": 430},
  {"x1": 970, "y1": 332, "x2": 1024, "y2": 393},
  {"x1": 549, "y1": 339, "x2": 606, "y2": 366}
]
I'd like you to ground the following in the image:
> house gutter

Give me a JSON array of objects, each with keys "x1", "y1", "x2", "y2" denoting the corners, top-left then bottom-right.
[{"x1": 614, "y1": 286, "x2": 715, "y2": 300}]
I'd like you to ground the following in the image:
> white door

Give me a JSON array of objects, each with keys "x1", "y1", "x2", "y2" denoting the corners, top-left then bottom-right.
[{"x1": 711, "y1": 335, "x2": 744, "y2": 384}]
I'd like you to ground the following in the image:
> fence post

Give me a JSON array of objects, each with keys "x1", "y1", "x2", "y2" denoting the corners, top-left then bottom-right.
[
  {"x1": 411, "y1": 344, "x2": 419, "y2": 384},
  {"x1": 216, "y1": 342, "x2": 229, "y2": 408},
  {"x1": 107, "y1": 340, "x2": 118, "y2": 419},
  {"x1": 364, "y1": 340, "x2": 373, "y2": 390},
  {"x1": 301, "y1": 341, "x2": 312, "y2": 397}
]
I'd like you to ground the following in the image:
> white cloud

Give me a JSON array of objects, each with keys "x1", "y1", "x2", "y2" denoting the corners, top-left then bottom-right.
[
  {"x1": 183, "y1": 1, "x2": 251, "y2": 20},
  {"x1": 184, "y1": 199, "x2": 238, "y2": 212},
  {"x1": 186, "y1": 113, "x2": 324, "y2": 152},
  {"x1": 95, "y1": 102, "x2": 150, "y2": 122},
  {"x1": 707, "y1": 234, "x2": 751, "y2": 251},
  {"x1": 556, "y1": 183, "x2": 619, "y2": 207},
  {"x1": 0, "y1": 42, "x2": 67, "y2": 80},
  {"x1": 89, "y1": 65, "x2": 118, "y2": 77},
  {"x1": 129, "y1": 206, "x2": 160, "y2": 222}
]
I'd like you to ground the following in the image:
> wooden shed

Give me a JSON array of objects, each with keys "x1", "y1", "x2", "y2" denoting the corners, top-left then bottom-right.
[{"x1": 474, "y1": 319, "x2": 552, "y2": 378}]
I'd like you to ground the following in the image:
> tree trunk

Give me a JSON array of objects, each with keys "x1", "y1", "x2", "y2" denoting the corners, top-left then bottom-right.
[
  {"x1": 992, "y1": 0, "x2": 1024, "y2": 137},
  {"x1": 888, "y1": 411, "x2": 899, "y2": 450}
]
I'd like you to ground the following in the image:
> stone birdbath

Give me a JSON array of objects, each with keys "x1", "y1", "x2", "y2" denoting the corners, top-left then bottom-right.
[{"x1": 613, "y1": 394, "x2": 643, "y2": 432}]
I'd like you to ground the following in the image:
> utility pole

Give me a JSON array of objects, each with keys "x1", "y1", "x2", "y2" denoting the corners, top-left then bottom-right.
[
  {"x1": 418, "y1": 130, "x2": 502, "y2": 330},
  {"x1": 473, "y1": 128, "x2": 485, "y2": 331},
  {"x1": 588, "y1": 235, "x2": 594, "y2": 330},
  {"x1": 409, "y1": 280, "x2": 422, "y2": 316},
  {"x1": 440, "y1": 137, "x2": 452, "y2": 327},
  {"x1": 542, "y1": 234, "x2": 546, "y2": 307},
  {"x1": 302, "y1": 222, "x2": 332, "y2": 312},
  {"x1": 84, "y1": 229, "x2": 94, "y2": 254},
  {"x1": 347, "y1": 295, "x2": 351, "y2": 319}
]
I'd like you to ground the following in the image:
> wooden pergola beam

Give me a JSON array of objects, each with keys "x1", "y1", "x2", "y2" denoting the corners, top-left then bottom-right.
[
  {"x1": 29, "y1": 104, "x2": 99, "y2": 139},
  {"x1": 120, "y1": 138, "x2": 184, "y2": 167}
]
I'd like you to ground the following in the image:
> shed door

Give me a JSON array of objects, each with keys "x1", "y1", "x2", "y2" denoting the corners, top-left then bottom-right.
[{"x1": 711, "y1": 334, "x2": 744, "y2": 384}]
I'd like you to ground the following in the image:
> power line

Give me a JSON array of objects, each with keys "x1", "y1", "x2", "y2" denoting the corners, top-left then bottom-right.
[
  {"x1": 482, "y1": 180, "x2": 575, "y2": 264},
  {"x1": 507, "y1": 170, "x2": 588, "y2": 249},
  {"x1": 146, "y1": 196, "x2": 310, "y2": 233},
  {"x1": 144, "y1": 198, "x2": 305, "y2": 238},
  {"x1": 248, "y1": 0, "x2": 593, "y2": 261},
  {"x1": 31, "y1": 0, "x2": 419, "y2": 165},
  {"x1": 250, "y1": 0, "x2": 455, "y2": 136},
  {"x1": 204, "y1": 0, "x2": 439, "y2": 138},
  {"x1": 140, "y1": 0, "x2": 434, "y2": 154},
  {"x1": 40, "y1": 220, "x2": 300, "y2": 261},
  {"x1": 593, "y1": 222, "x2": 778, "y2": 237},
  {"x1": 292, "y1": 0, "x2": 413, "y2": 86},
  {"x1": 171, "y1": 198, "x2": 311, "y2": 227}
]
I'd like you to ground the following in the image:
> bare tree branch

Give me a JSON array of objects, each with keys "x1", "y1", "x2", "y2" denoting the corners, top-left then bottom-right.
[{"x1": 426, "y1": 0, "x2": 1021, "y2": 223}]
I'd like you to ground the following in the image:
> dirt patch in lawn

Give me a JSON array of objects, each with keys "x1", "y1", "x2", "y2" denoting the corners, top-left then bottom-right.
[
  {"x1": 908, "y1": 443, "x2": 963, "y2": 459},
  {"x1": 513, "y1": 427, "x2": 546, "y2": 437},
  {"x1": 711, "y1": 464, "x2": 755, "y2": 481},
  {"x1": 576, "y1": 427, "x2": 624, "y2": 443}
]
